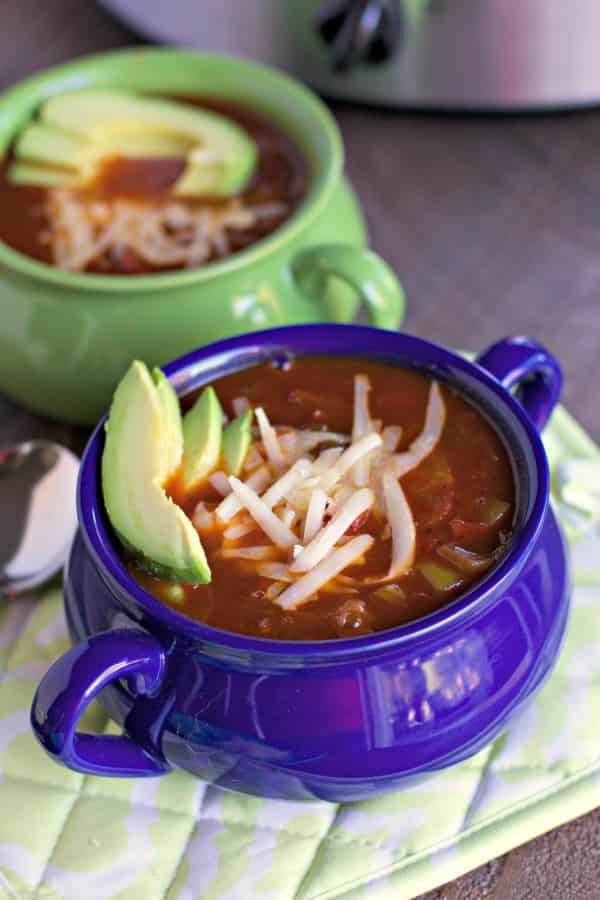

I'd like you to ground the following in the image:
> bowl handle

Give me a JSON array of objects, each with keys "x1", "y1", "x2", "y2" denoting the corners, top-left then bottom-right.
[
  {"x1": 476, "y1": 336, "x2": 563, "y2": 432},
  {"x1": 31, "y1": 629, "x2": 170, "y2": 777},
  {"x1": 291, "y1": 244, "x2": 405, "y2": 330}
]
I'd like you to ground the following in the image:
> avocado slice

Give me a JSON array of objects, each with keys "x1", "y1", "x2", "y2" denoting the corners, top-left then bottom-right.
[
  {"x1": 8, "y1": 162, "x2": 80, "y2": 188},
  {"x1": 223, "y1": 408, "x2": 254, "y2": 476},
  {"x1": 152, "y1": 367, "x2": 182, "y2": 481},
  {"x1": 181, "y1": 387, "x2": 224, "y2": 493},
  {"x1": 102, "y1": 361, "x2": 210, "y2": 584},
  {"x1": 9, "y1": 89, "x2": 257, "y2": 197},
  {"x1": 14, "y1": 122, "x2": 86, "y2": 173},
  {"x1": 13, "y1": 121, "x2": 199, "y2": 179}
]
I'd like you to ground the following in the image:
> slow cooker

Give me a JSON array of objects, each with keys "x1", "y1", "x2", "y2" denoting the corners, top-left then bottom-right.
[{"x1": 99, "y1": 0, "x2": 600, "y2": 110}]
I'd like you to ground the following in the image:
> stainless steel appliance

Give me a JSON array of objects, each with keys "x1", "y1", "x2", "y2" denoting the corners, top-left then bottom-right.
[{"x1": 99, "y1": 0, "x2": 600, "y2": 109}]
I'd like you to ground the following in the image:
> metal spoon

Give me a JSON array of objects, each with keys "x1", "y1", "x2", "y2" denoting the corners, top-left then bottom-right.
[{"x1": 0, "y1": 441, "x2": 79, "y2": 596}]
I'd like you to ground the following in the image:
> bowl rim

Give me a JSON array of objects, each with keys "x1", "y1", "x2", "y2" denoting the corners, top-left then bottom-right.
[
  {"x1": 78, "y1": 323, "x2": 551, "y2": 660},
  {"x1": 0, "y1": 47, "x2": 342, "y2": 293}
]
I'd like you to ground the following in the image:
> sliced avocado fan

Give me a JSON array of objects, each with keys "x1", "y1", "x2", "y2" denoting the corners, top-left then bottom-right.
[
  {"x1": 9, "y1": 89, "x2": 257, "y2": 197},
  {"x1": 153, "y1": 367, "x2": 183, "y2": 480},
  {"x1": 181, "y1": 387, "x2": 224, "y2": 493},
  {"x1": 223, "y1": 408, "x2": 254, "y2": 476},
  {"x1": 101, "y1": 361, "x2": 211, "y2": 584}
]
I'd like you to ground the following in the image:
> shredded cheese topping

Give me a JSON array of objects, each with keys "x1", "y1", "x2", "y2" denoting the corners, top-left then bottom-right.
[
  {"x1": 351, "y1": 374, "x2": 374, "y2": 487},
  {"x1": 390, "y1": 382, "x2": 446, "y2": 477},
  {"x1": 184, "y1": 377, "x2": 446, "y2": 610},
  {"x1": 291, "y1": 488, "x2": 374, "y2": 573},
  {"x1": 228, "y1": 477, "x2": 297, "y2": 549},
  {"x1": 380, "y1": 466, "x2": 416, "y2": 581},
  {"x1": 255, "y1": 407, "x2": 286, "y2": 473},
  {"x1": 303, "y1": 488, "x2": 328, "y2": 543},
  {"x1": 276, "y1": 536, "x2": 374, "y2": 611},
  {"x1": 42, "y1": 188, "x2": 287, "y2": 272}
]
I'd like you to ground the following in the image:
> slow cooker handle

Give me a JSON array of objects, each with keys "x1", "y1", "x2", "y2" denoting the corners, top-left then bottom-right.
[
  {"x1": 30, "y1": 629, "x2": 170, "y2": 777},
  {"x1": 317, "y1": 0, "x2": 403, "y2": 71},
  {"x1": 476, "y1": 336, "x2": 563, "y2": 432}
]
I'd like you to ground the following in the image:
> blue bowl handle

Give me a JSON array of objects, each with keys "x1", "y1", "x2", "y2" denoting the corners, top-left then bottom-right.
[
  {"x1": 31, "y1": 630, "x2": 170, "y2": 777},
  {"x1": 475, "y1": 336, "x2": 562, "y2": 432}
]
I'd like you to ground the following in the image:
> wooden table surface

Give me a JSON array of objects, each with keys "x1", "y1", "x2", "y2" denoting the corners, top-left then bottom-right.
[{"x1": 1, "y1": 2, "x2": 599, "y2": 897}]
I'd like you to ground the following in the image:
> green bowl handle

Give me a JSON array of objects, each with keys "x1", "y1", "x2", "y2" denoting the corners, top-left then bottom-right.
[{"x1": 291, "y1": 244, "x2": 405, "y2": 330}]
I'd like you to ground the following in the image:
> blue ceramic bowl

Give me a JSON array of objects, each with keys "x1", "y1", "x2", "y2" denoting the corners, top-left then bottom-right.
[{"x1": 31, "y1": 325, "x2": 569, "y2": 802}]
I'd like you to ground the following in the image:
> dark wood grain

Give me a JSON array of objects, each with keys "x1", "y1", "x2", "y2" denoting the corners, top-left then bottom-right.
[
  {"x1": 1, "y1": 2, "x2": 599, "y2": 897},
  {"x1": 336, "y1": 100, "x2": 600, "y2": 442}
]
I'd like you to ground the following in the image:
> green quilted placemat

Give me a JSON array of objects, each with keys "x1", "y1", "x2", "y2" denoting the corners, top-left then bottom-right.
[{"x1": 1, "y1": 405, "x2": 599, "y2": 900}]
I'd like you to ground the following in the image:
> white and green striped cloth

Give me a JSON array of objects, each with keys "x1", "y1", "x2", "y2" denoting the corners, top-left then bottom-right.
[{"x1": 1, "y1": 406, "x2": 599, "y2": 900}]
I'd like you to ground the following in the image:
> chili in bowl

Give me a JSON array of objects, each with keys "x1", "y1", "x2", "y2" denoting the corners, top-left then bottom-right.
[
  {"x1": 31, "y1": 325, "x2": 569, "y2": 802},
  {"x1": 0, "y1": 49, "x2": 404, "y2": 425}
]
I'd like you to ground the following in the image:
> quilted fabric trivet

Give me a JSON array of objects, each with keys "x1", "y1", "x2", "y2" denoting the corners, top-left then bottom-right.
[{"x1": 0, "y1": 405, "x2": 599, "y2": 900}]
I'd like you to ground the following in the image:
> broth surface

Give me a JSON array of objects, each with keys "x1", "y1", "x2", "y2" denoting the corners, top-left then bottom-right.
[
  {"x1": 131, "y1": 357, "x2": 515, "y2": 640},
  {"x1": 0, "y1": 97, "x2": 307, "y2": 273}
]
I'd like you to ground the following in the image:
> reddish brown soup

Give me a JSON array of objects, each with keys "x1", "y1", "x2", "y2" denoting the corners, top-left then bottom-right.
[
  {"x1": 129, "y1": 357, "x2": 515, "y2": 641},
  {"x1": 0, "y1": 97, "x2": 307, "y2": 273}
]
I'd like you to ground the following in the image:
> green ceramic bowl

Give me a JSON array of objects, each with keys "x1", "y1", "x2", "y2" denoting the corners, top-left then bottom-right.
[{"x1": 0, "y1": 48, "x2": 405, "y2": 424}]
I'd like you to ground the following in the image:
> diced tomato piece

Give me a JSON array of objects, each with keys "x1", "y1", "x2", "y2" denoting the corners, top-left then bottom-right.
[{"x1": 347, "y1": 510, "x2": 370, "y2": 534}]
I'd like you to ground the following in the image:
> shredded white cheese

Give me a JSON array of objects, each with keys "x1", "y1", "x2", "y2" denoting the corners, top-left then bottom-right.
[
  {"x1": 232, "y1": 396, "x2": 250, "y2": 417},
  {"x1": 380, "y1": 467, "x2": 416, "y2": 580},
  {"x1": 391, "y1": 382, "x2": 446, "y2": 477},
  {"x1": 208, "y1": 470, "x2": 232, "y2": 497},
  {"x1": 351, "y1": 375, "x2": 374, "y2": 487},
  {"x1": 243, "y1": 444, "x2": 264, "y2": 473},
  {"x1": 44, "y1": 189, "x2": 287, "y2": 272},
  {"x1": 221, "y1": 546, "x2": 277, "y2": 560},
  {"x1": 298, "y1": 431, "x2": 348, "y2": 452},
  {"x1": 265, "y1": 581, "x2": 286, "y2": 600},
  {"x1": 192, "y1": 501, "x2": 214, "y2": 531},
  {"x1": 291, "y1": 488, "x2": 374, "y2": 573},
  {"x1": 278, "y1": 506, "x2": 298, "y2": 528},
  {"x1": 223, "y1": 520, "x2": 255, "y2": 541},
  {"x1": 275, "y1": 535, "x2": 374, "y2": 610},
  {"x1": 303, "y1": 488, "x2": 329, "y2": 543},
  {"x1": 216, "y1": 465, "x2": 271, "y2": 522},
  {"x1": 255, "y1": 407, "x2": 286, "y2": 473},
  {"x1": 318, "y1": 432, "x2": 383, "y2": 492},
  {"x1": 326, "y1": 484, "x2": 354, "y2": 519},
  {"x1": 382, "y1": 425, "x2": 403, "y2": 453},
  {"x1": 261, "y1": 458, "x2": 311, "y2": 509},
  {"x1": 188, "y1": 376, "x2": 445, "y2": 607},
  {"x1": 256, "y1": 562, "x2": 293, "y2": 582},
  {"x1": 312, "y1": 446, "x2": 344, "y2": 473},
  {"x1": 228, "y1": 476, "x2": 297, "y2": 548}
]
